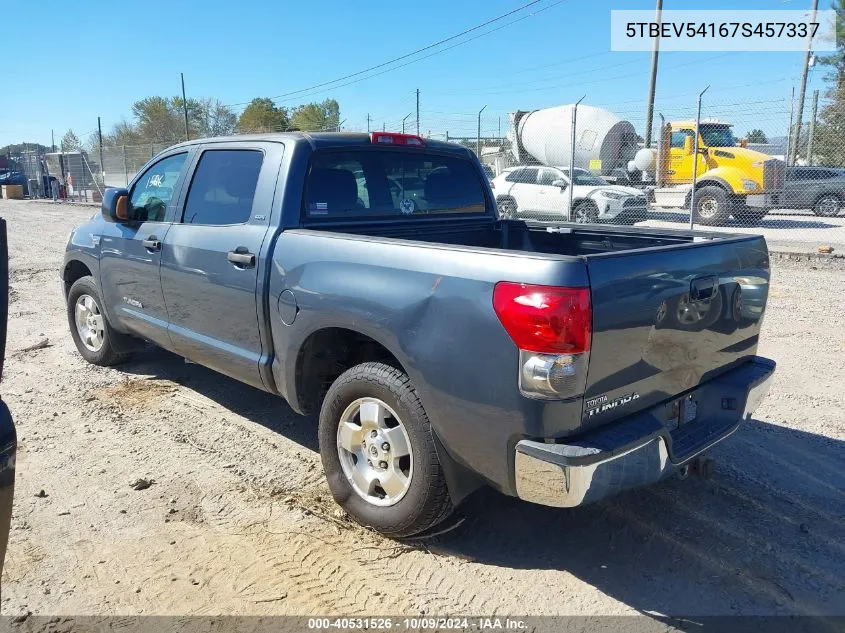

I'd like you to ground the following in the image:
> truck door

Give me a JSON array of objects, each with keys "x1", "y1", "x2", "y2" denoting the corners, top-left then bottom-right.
[
  {"x1": 98, "y1": 151, "x2": 192, "y2": 348},
  {"x1": 509, "y1": 167, "x2": 541, "y2": 214},
  {"x1": 667, "y1": 130, "x2": 696, "y2": 184},
  {"x1": 537, "y1": 168, "x2": 569, "y2": 216},
  {"x1": 159, "y1": 142, "x2": 282, "y2": 390}
]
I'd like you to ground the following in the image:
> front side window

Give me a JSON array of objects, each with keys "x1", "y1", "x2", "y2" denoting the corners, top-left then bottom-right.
[
  {"x1": 303, "y1": 150, "x2": 487, "y2": 218},
  {"x1": 699, "y1": 125, "x2": 737, "y2": 148},
  {"x1": 670, "y1": 130, "x2": 694, "y2": 149},
  {"x1": 537, "y1": 168, "x2": 561, "y2": 186},
  {"x1": 182, "y1": 150, "x2": 264, "y2": 226},
  {"x1": 129, "y1": 152, "x2": 188, "y2": 222}
]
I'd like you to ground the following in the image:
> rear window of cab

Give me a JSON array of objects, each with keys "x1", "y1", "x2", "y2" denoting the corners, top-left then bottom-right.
[{"x1": 303, "y1": 150, "x2": 488, "y2": 219}]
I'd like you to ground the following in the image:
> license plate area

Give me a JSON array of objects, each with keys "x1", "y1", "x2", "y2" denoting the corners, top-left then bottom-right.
[{"x1": 663, "y1": 393, "x2": 699, "y2": 432}]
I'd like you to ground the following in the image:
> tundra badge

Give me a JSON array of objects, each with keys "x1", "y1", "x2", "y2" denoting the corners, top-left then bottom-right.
[{"x1": 584, "y1": 392, "x2": 640, "y2": 418}]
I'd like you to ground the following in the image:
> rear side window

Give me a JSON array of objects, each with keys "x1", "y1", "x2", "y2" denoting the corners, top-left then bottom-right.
[
  {"x1": 303, "y1": 150, "x2": 487, "y2": 218},
  {"x1": 505, "y1": 169, "x2": 523, "y2": 183},
  {"x1": 182, "y1": 149, "x2": 264, "y2": 225}
]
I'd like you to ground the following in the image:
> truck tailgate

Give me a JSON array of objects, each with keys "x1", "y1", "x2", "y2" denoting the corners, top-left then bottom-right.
[{"x1": 582, "y1": 235, "x2": 769, "y2": 426}]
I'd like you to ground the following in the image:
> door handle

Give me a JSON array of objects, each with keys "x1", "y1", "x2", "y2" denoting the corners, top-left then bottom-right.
[
  {"x1": 142, "y1": 236, "x2": 161, "y2": 251},
  {"x1": 227, "y1": 248, "x2": 256, "y2": 268}
]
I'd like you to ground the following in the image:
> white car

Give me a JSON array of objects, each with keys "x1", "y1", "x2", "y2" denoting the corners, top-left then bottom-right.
[{"x1": 491, "y1": 166, "x2": 648, "y2": 224}]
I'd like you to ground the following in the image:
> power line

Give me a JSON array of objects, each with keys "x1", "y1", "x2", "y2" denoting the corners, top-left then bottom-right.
[
  {"x1": 263, "y1": 0, "x2": 569, "y2": 107},
  {"x1": 223, "y1": 0, "x2": 550, "y2": 108}
]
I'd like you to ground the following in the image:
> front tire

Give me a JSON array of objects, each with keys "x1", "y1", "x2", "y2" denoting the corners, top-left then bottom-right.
[
  {"x1": 693, "y1": 186, "x2": 730, "y2": 226},
  {"x1": 67, "y1": 277, "x2": 132, "y2": 366},
  {"x1": 573, "y1": 200, "x2": 599, "y2": 223},
  {"x1": 813, "y1": 194, "x2": 842, "y2": 217},
  {"x1": 319, "y1": 362, "x2": 452, "y2": 538}
]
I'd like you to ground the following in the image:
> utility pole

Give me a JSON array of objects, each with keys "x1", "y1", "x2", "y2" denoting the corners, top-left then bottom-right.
[
  {"x1": 786, "y1": 86, "x2": 796, "y2": 167},
  {"x1": 97, "y1": 117, "x2": 104, "y2": 187},
  {"x1": 789, "y1": 0, "x2": 819, "y2": 165},
  {"x1": 416, "y1": 88, "x2": 420, "y2": 135},
  {"x1": 806, "y1": 89, "x2": 819, "y2": 165},
  {"x1": 689, "y1": 85, "x2": 710, "y2": 230},
  {"x1": 181, "y1": 73, "x2": 190, "y2": 141},
  {"x1": 498, "y1": 116, "x2": 501, "y2": 139},
  {"x1": 477, "y1": 105, "x2": 487, "y2": 156},
  {"x1": 644, "y1": 0, "x2": 663, "y2": 148},
  {"x1": 568, "y1": 96, "x2": 586, "y2": 222},
  {"x1": 51, "y1": 129, "x2": 55, "y2": 153},
  {"x1": 367, "y1": 113, "x2": 371, "y2": 133},
  {"x1": 402, "y1": 113, "x2": 412, "y2": 134}
]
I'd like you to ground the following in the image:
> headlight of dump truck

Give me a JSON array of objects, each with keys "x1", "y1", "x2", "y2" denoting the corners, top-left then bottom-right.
[{"x1": 742, "y1": 180, "x2": 759, "y2": 191}]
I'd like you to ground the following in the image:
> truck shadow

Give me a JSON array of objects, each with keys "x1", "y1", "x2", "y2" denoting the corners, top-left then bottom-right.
[
  {"x1": 433, "y1": 418, "x2": 845, "y2": 616},
  {"x1": 118, "y1": 347, "x2": 845, "y2": 616},
  {"x1": 644, "y1": 210, "x2": 839, "y2": 230},
  {"x1": 118, "y1": 345, "x2": 320, "y2": 452}
]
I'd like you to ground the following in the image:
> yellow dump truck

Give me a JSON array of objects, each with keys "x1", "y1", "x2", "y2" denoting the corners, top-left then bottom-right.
[{"x1": 652, "y1": 119, "x2": 784, "y2": 225}]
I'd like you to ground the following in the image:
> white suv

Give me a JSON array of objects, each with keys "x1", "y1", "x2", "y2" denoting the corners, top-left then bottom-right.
[{"x1": 491, "y1": 166, "x2": 648, "y2": 224}]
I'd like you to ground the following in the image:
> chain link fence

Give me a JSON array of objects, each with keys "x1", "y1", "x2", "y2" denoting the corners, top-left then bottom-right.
[{"x1": 6, "y1": 91, "x2": 844, "y2": 252}]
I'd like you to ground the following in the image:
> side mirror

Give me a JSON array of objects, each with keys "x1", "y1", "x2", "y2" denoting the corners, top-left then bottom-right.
[
  {"x1": 552, "y1": 179, "x2": 568, "y2": 190},
  {"x1": 683, "y1": 135, "x2": 694, "y2": 155},
  {"x1": 101, "y1": 188, "x2": 130, "y2": 222}
]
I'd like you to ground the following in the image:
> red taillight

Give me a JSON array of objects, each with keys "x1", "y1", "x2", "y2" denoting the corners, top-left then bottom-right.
[
  {"x1": 370, "y1": 132, "x2": 426, "y2": 147},
  {"x1": 493, "y1": 282, "x2": 592, "y2": 354}
]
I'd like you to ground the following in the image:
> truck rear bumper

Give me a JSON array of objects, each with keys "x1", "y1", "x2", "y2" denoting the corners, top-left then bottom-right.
[{"x1": 513, "y1": 357, "x2": 775, "y2": 508}]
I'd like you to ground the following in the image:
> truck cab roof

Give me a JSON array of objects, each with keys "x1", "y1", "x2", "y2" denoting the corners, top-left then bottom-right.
[{"x1": 165, "y1": 132, "x2": 472, "y2": 156}]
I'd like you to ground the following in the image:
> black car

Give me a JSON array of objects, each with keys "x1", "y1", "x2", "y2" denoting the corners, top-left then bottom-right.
[{"x1": 782, "y1": 166, "x2": 845, "y2": 217}]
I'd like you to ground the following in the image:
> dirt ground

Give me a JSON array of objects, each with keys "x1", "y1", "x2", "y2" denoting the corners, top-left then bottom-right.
[{"x1": 0, "y1": 198, "x2": 843, "y2": 618}]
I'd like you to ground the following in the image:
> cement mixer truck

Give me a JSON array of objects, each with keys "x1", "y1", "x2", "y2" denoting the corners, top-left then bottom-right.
[{"x1": 507, "y1": 105, "x2": 784, "y2": 226}]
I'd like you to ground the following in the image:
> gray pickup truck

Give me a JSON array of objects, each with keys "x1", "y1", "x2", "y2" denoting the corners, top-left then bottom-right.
[{"x1": 63, "y1": 132, "x2": 775, "y2": 537}]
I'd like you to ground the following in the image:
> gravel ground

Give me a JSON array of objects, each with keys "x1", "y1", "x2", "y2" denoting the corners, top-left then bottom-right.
[{"x1": 0, "y1": 199, "x2": 843, "y2": 618}]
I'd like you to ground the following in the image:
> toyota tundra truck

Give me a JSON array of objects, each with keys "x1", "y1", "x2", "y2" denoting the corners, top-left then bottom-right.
[{"x1": 62, "y1": 131, "x2": 775, "y2": 537}]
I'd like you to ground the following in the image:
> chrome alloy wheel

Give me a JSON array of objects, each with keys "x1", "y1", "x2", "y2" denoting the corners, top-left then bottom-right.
[
  {"x1": 336, "y1": 397, "x2": 413, "y2": 507},
  {"x1": 74, "y1": 294, "x2": 105, "y2": 352}
]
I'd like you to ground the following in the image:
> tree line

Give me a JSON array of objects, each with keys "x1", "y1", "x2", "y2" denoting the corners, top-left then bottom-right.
[{"x1": 7, "y1": 96, "x2": 341, "y2": 155}]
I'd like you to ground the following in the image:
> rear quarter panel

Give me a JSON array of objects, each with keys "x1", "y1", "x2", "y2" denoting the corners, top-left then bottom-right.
[{"x1": 267, "y1": 229, "x2": 589, "y2": 491}]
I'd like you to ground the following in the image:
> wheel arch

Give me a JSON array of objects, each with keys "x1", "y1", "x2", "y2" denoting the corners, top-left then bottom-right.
[
  {"x1": 62, "y1": 259, "x2": 93, "y2": 297},
  {"x1": 292, "y1": 326, "x2": 408, "y2": 416}
]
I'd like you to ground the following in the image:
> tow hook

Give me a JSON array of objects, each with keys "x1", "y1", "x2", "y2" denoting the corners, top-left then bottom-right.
[
  {"x1": 679, "y1": 456, "x2": 716, "y2": 480},
  {"x1": 691, "y1": 455, "x2": 716, "y2": 479}
]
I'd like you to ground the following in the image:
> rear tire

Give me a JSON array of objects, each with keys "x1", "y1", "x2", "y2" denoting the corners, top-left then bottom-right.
[
  {"x1": 693, "y1": 186, "x2": 730, "y2": 226},
  {"x1": 319, "y1": 362, "x2": 453, "y2": 538},
  {"x1": 67, "y1": 276, "x2": 132, "y2": 366}
]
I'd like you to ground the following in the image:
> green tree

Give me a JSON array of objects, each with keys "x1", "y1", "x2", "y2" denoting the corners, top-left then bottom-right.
[
  {"x1": 60, "y1": 129, "x2": 81, "y2": 152},
  {"x1": 237, "y1": 98, "x2": 289, "y2": 133},
  {"x1": 745, "y1": 129, "x2": 767, "y2": 143},
  {"x1": 290, "y1": 99, "x2": 340, "y2": 131},
  {"x1": 199, "y1": 99, "x2": 237, "y2": 137},
  {"x1": 814, "y1": 0, "x2": 845, "y2": 165}
]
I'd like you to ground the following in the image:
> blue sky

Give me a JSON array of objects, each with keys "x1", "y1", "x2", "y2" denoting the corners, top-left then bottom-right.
[{"x1": 0, "y1": 0, "x2": 828, "y2": 148}]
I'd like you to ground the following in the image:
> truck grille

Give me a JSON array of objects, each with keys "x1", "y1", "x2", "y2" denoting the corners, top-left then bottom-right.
[{"x1": 763, "y1": 159, "x2": 785, "y2": 192}]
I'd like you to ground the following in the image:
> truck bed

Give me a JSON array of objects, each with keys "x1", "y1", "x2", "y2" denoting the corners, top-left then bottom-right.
[{"x1": 288, "y1": 217, "x2": 769, "y2": 444}]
